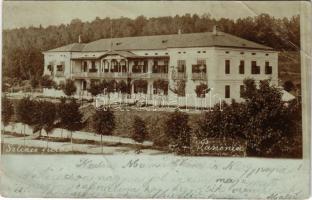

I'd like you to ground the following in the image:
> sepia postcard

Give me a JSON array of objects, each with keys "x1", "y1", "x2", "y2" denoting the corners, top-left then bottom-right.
[{"x1": 0, "y1": 1, "x2": 311, "y2": 199}]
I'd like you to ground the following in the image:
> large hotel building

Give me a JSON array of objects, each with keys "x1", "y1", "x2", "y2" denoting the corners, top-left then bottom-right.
[{"x1": 43, "y1": 27, "x2": 278, "y2": 105}]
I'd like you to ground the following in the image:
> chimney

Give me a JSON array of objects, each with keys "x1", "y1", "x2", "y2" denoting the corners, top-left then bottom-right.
[
  {"x1": 213, "y1": 25, "x2": 218, "y2": 35},
  {"x1": 78, "y1": 35, "x2": 82, "y2": 43},
  {"x1": 178, "y1": 29, "x2": 182, "y2": 35}
]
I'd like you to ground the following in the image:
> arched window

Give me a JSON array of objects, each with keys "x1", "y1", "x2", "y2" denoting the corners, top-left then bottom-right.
[
  {"x1": 102, "y1": 60, "x2": 109, "y2": 73},
  {"x1": 111, "y1": 60, "x2": 118, "y2": 73},
  {"x1": 119, "y1": 59, "x2": 127, "y2": 73}
]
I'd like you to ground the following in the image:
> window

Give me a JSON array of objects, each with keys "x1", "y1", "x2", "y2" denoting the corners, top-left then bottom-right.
[
  {"x1": 240, "y1": 85, "x2": 244, "y2": 97},
  {"x1": 225, "y1": 60, "x2": 230, "y2": 74},
  {"x1": 82, "y1": 61, "x2": 88, "y2": 72},
  {"x1": 240, "y1": 52, "x2": 244, "y2": 55},
  {"x1": 143, "y1": 60, "x2": 148, "y2": 73},
  {"x1": 265, "y1": 53, "x2": 269, "y2": 56},
  {"x1": 111, "y1": 60, "x2": 118, "y2": 72},
  {"x1": 89, "y1": 61, "x2": 97, "y2": 72},
  {"x1": 225, "y1": 51, "x2": 230, "y2": 54},
  {"x1": 265, "y1": 61, "x2": 272, "y2": 74},
  {"x1": 119, "y1": 60, "x2": 127, "y2": 73},
  {"x1": 155, "y1": 53, "x2": 158, "y2": 55},
  {"x1": 57, "y1": 62, "x2": 64, "y2": 72},
  {"x1": 145, "y1": 53, "x2": 148, "y2": 55},
  {"x1": 203, "y1": 51, "x2": 206, "y2": 53},
  {"x1": 192, "y1": 59, "x2": 206, "y2": 73},
  {"x1": 239, "y1": 60, "x2": 245, "y2": 74},
  {"x1": 251, "y1": 61, "x2": 260, "y2": 74},
  {"x1": 132, "y1": 64, "x2": 141, "y2": 73},
  {"x1": 103, "y1": 60, "x2": 109, "y2": 72},
  {"x1": 47, "y1": 64, "x2": 53, "y2": 72},
  {"x1": 252, "y1": 53, "x2": 256, "y2": 55},
  {"x1": 197, "y1": 51, "x2": 201, "y2": 53},
  {"x1": 177, "y1": 60, "x2": 186, "y2": 73},
  {"x1": 134, "y1": 60, "x2": 138, "y2": 66},
  {"x1": 178, "y1": 52, "x2": 181, "y2": 54},
  {"x1": 225, "y1": 85, "x2": 230, "y2": 98}
]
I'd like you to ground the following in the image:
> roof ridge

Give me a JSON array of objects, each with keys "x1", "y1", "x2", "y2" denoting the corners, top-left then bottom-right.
[{"x1": 47, "y1": 31, "x2": 273, "y2": 52}]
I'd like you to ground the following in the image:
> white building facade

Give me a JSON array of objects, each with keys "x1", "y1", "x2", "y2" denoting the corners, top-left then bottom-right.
[{"x1": 43, "y1": 29, "x2": 278, "y2": 106}]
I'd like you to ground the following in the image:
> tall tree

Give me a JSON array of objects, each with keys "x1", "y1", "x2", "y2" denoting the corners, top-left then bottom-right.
[{"x1": 61, "y1": 79, "x2": 77, "y2": 97}]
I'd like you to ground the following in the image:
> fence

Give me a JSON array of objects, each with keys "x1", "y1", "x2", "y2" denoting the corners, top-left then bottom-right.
[{"x1": 94, "y1": 93, "x2": 224, "y2": 108}]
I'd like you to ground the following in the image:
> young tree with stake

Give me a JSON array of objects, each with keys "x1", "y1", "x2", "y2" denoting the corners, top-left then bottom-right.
[
  {"x1": 16, "y1": 96, "x2": 36, "y2": 142},
  {"x1": 61, "y1": 99, "x2": 83, "y2": 151},
  {"x1": 131, "y1": 116, "x2": 148, "y2": 151},
  {"x1": 92, "y1": 107, "x2": 115, "y2": 154}
]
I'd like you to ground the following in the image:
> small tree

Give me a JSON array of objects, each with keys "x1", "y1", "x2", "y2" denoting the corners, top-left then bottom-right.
[
  {"x1": 61, "y1": 79, "x2": 77, "y2": 97},
  {"x1": 170, "y1": 80, "x2": 186, "y2": 97},
  {"x1": 30, "y1": 77, "x2": 40, "y2": 89},
  {"x1": 57, "y1": 97, "x2": 67, "y2": 138},
  {"x1": 1, "y1": 96, "x2": 14, "y2": 135},
  {"x1": 31, "y1": 101, "x2": 56, "y2": 142},
  {"x1": 131, "y1": 116, "x2": 147, "y2": 144},
  {"x1": 133, "y1": 80, "x2": 148, "y2": 93},
  {"x1": 283, "y1": 80, "x2": 295, "y2": 92},
  {"x1": 61, "y1": 99, "x2": 83, "y2": 151},
  {"x1": 92, "y1": 107, "x2": 116, "y2": 153},
  {"x1": 16, "y1": 97, "x2": 36, "y2": 139},
  {"x1": 40, "y1": 75, "x2": 56, "y2": 89},
  {"x1": 154, "y1": 79, "x2": 168, "y2": 95},
  {"x1": 87, "y1": 81, "x2": 102, "y2": 98},
  {"x1": 107, "y1": 80, "x2": 117, "y2": 94},
  {"x1": 117, "y1": 80, "x2": 128, "y2": 94},
  {"x1": 195, "y1": 83, "x2": 209, "y2": 97},
  {"x1": 165, "y1": 109, "x2": 191, "y2": 154},
  {"x1": 117, "y1": 80, "x2": 128, "y2": 101},
  {"x1": 41, "y1": 101, "x2": 56, "y2": 148}
]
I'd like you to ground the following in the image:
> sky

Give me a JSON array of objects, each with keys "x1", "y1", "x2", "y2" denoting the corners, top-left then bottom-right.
[{"x1": 3, "y1": 1, "x2": 302, "y2": 30}]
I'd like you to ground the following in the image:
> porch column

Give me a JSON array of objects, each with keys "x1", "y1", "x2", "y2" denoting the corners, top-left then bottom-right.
[
  {"x1": 131, "y1": 83, "x2": 134, "y2": 96},
  {"x1": 108, "y1": 59, "x2": 111, "y2": 73},
  {"x1": 97, "y1": 60, "x2": 100, "y2": 75},
  {"x1": 148, "y1": 59, "x2": 152, "y2": 74},
  {"x1": 148, "y1": 81, "x2": 153, "y2": 100}
]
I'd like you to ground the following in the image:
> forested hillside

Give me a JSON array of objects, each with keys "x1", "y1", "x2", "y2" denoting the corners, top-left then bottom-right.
[{"x1": 2, "y1": 13, "x2": 300, "y2": 84}]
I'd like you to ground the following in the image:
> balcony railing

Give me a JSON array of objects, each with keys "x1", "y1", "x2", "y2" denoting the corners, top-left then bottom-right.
[
  {"x1": 150, "y1": 73, "x2": 168, "y2": 79},
  {"x1": 130, "y1": 72, "x2": 150, "y2": 79},
  {"x1": 192, "y1": 73, "x2": 207, "y2": 80},
  {"x1": 172, "y1": 72, "x2": 187, "y2": 80},
  {"x1": 72, "y1": 72, "x2": 144, "y2": 79},
  {"x1": 152, "y1": 65, "x2": 168, "y2": 73}
]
